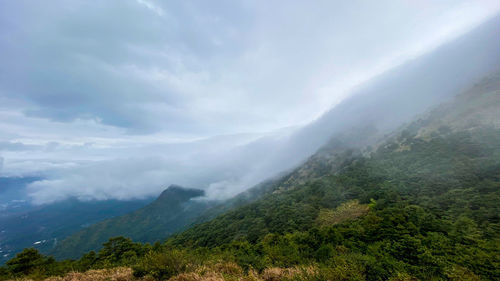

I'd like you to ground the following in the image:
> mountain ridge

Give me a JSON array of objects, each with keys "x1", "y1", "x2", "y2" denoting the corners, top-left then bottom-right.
[
  {"x1": 47, "y1": 12, "x2": 500, "y2": 263},
  {"x1": 167, "y1": 70, "x2": 500, "y2": 251},
  {"x1": 2, "y1": 58, "x2": 500, "y2": 281},
  {"x1": 51, "y1": 185, "x2": 212, "y2": 259}
]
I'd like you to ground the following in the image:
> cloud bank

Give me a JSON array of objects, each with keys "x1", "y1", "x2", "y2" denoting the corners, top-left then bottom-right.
[{"x1": 0, "y1": 0, "x2": 499, "y2": 204}]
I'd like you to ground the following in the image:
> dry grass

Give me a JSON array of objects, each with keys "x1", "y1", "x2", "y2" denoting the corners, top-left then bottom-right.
[
  {"x1": 168, "y1": 272, "x2": 225, "y2": 281},
  {"x1": 260, "y1": 266, "x2": 318, "y2": 281},
  {"x1": 167, "y1": 263, "x2": 320, "y2": 281},
  {"x1": 8, "y1": 267, "x2": 140, "y2": 281},
  {"x1": 45, "y1": 267, "x2": 136, "y2": 281},
  {"x1": 10, "y1": 263, "x2": 338, "y2": 281},
  {"x1": 316, "y1": 200, "x2": 369, "y2": 226}
]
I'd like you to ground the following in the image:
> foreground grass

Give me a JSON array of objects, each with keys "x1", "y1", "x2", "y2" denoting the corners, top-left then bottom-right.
[{"x1": 6, "y1": 263, "x2": 349, "y2": 281}]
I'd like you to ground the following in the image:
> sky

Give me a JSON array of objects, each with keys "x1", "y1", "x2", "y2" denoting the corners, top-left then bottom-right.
[{"x1": 0, "y1": 0, "x2": 499, "y2": 204}]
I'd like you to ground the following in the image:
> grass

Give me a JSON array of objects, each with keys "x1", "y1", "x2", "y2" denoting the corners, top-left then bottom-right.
[{"x1": 315, "y1": 200, "x2": 370, "y2": 226}]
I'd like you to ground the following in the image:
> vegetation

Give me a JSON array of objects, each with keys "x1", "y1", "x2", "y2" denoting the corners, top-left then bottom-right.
[
  {"x1": 2, "y1": 123, "x2": 498, "y2": 280},
  {"x1": 2, "y1": 83, "x2": 499, "y2": 280},
  {"x1": 52, "y1": 186, "x2": 213, "y2": 260}
]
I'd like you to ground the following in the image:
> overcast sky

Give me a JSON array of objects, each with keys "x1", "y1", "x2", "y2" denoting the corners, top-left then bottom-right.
[{"x1": 1, "y1": 0, "x2": 499, "y2": 204}]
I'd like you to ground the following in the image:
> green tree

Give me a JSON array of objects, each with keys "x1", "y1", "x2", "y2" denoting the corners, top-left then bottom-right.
[{"x1": 6, "y1": 248, "x2": 48, "y2": 275}]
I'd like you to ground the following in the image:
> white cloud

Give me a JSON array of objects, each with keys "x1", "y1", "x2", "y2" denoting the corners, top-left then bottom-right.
[
  {"x1": 136, "y1": 0, "x2": 164, "y2": 16},
  {"x1": 0, "y1": 0, "x2": 499, "y2": 203}
]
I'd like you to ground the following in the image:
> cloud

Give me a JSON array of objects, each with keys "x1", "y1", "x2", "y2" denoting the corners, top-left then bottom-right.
[
  {"x1": 2, "y1": 1, "x2": 498, "y2": 134},
  {"x1": 0, "y1": 141, "x2": 40, "y2": 151},
  {"x1": 27, "y1": 157, "x2": 173, "y2": 204},
  {"x1": 0, "y1": 1, "x2": 499, "y2": 203},
  {"x1": 136, "y1": 0, "x2": 165, "y2": 17},
  {"x1": 20, "y1": 131, "x2": 293, "y2": 204}
]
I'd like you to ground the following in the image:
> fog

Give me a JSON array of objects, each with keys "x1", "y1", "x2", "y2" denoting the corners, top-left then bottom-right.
[{"x1": 1, "y1": 1, "x2": 499, "y2": 204}]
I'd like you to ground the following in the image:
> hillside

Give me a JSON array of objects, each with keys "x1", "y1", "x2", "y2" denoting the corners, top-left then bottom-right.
[
  {"x1": 29, "y1": 14, "x2": 500, "y2": 263},
  {"x1": 2, "y1": 71, "x2": 499, "y2": 281},
  {"x1": 167, "y1": 72, "x2": 500, "y2": 251},
  {"x1": 52, "y1": 186, "x2": 214, "y2": 259},
  {"x1": 160, "y1": 73, "x2": 500, "y2": 280},
  {"x1": 0, "y1": 198, "x2": 152, "y2": 264},
  {"x1": 168, "y1": 73, "x2": 500, "y2": 251},
  {"x1": 4, "y1": 2, "x2": 500, "y2": 281}
]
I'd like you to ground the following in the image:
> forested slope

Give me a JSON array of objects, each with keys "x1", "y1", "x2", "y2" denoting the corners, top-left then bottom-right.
[
  {"x1": 52, "y1": 186, "x2": 213, "y2": 259},
  {"x1": 161, "y1": 74, "x2": 500, "y2": 279},
  {"x1": 2, "y1": 72, "x2": 500, "y2": 281}
]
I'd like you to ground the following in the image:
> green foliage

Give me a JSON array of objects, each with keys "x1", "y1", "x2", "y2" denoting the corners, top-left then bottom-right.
[
  {"x1": 52, "y1": 186, "x2": 212, "y2": 260},
  {"x1": 132, "y1": 249, "x2": 192, "y2": 280},
  {"x1": 96, "y1": 236, "x2": 143, "y2": 266},
  {"x1": 1, "y1": 248, "x2": 73, "y2": 280},
  {"x1": 5, "y1": 248, "x2": 49, "y2": 276},
  {"x1": 1, "y1": 124, "x2": 499, "y2": 280}
]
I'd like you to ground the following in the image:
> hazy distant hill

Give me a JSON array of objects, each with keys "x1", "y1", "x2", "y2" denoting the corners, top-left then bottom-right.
[
  {"x1": 0, "y1": 176, "x2": 40, "y2": 216},
  {"x1": 0, "y1": 198, "x2": 152, "y2": 264},
  {"x1": 52, "y1": 185, "x2": 214, "y2": 259}
]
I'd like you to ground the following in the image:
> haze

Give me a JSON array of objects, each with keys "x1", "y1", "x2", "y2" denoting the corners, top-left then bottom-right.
[{"x1": 1, "y1": 0, "x2": 499, "y2": 204}]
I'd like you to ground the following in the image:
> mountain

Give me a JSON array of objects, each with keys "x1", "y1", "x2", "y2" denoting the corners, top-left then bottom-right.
[
  {"x1": 167, "y1": 13, "x2": 500, "y2": 235},
  {"x1": 3, "y1": 67, "x2": 498, "y2": 281},
  {"x1": 227, "y1": 13, "x2": 500, "y2": 187},
  {"x1": 52, "y1": 185, "x2": 214, "y2": 259},
  {"x1": 158, "y1": 72, "x2": 500, "y2": 280},
  {"x1": 0, "y1": 176, "x2": 41, "y2": 216},
  {"x1": 0, "y1": 198, "x2": 152, "y2": 264},
  {"x1": 169, "y1": 69, "x2": 500, "y2": 248},
  {"x1": 3, "y1": 35, "x2": 500, "y2": 281},
  {"x1": 0, "y1": 177, "x2": 154, "y2": 264},
  {"x1": 2, "y1": 8, "x2": 500, "y2": 281},
  {"x1": 48, "y1": 13, "x2": 500, "y2": 261}
]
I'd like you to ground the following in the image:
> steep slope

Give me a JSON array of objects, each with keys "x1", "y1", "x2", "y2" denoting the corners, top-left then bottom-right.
[
  {"x1": 53, "y1": 185, "x2": 213, "y2": 259},
  {"x1": 169, "y1": 71, "x2": 500, "y2": 259},
  {"x1": 3, "y1": 80, "x2": 498, "y2": 279},
  {"x1": 225, "y1": 14, "x2": 500, "y2": 188},
  {"x1": 49, "y1": 12, "x2": 500, "y2": 264},
  {"x1": 183, "y1": 68, "x2": 500, "y2": 233}
]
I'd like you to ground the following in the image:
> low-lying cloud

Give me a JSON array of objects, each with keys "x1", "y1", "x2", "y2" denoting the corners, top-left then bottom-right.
[{"x1": 0, "y1": 1, "x2": 499, "y2": 204}]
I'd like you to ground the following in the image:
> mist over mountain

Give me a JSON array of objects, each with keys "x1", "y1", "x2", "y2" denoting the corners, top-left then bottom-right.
[
  {"x1": 1, "y1": 2, "x2": 500, "y2": 280},
  {"x1": 8, "y1": 55, "x2": 499, "y2": 280},
  {"x1": 3, "y1": 8, "x2": 500, "y2": 259},
  {"x1": 44, "y1": 14, "x2": 500, "y2": 261},
  {"x1": 196, "y1": 13, "x2": 500, "y2": 198},
  {"x1": 1, "y1": 1, "x2": 500, "y2": 206}
]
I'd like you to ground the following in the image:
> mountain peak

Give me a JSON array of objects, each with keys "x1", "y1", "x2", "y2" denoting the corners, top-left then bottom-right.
[{"x1": 156, "y1": 185, "x2": 205, "y2": 202}]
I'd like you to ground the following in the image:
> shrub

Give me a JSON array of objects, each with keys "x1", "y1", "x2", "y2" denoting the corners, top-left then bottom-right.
[{"x1": 132, "y1": 249, "x2": 191, "y2": 280}]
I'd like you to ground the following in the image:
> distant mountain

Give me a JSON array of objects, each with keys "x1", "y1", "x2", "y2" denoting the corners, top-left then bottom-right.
[
  {"x1": 0, "y1": 176, "x2": 40, "y2": 215},
  {"x1": 0, "y1": 198, "x2": 152, "y2": 264},
  {"x1": 0, "y1": 176, "x2": 153, "y2": 264},
  {"x1": 52, "y1": 185, "x2": 214, "y2": 259}
]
